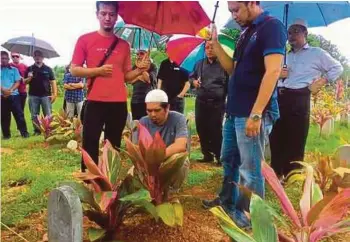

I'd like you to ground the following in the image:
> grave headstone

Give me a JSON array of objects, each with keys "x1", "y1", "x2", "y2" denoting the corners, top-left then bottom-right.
[
  {"x1": 321, "y1": 118, "x2": 335, "y2": 136},
  {"x1": 48, "y1": 185, "x2": 83, "y2": 242},
  {"x1": 334, "y1": 145, "x2": 350, "y2": 168}
]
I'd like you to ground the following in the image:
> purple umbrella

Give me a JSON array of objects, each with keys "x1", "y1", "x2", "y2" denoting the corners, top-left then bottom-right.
[{"x1": 1, "y1": 35, "x2": 59, "y2": 58}]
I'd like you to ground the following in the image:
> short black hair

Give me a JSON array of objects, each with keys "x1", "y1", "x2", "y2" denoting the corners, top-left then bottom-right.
[
  {"x1": 1, "y1": 51, "x2": 9, "y2": 57},
  {"x1": 96, "y1": 1, "x2": 119, "y2": 12},
  {"x1": 239, "y1": 1, "x2": 260, "y2": 5}
]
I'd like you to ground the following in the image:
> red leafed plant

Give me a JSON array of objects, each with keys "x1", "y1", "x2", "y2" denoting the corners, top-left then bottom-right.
[
  {"x1": 262, "y1": 162, "x2": 350, "y2": 242},
  {"x1": 34, "y1": 114, "x2": 54, "y2": 139},
  {"x1": 63, "y1": 140, "x2": 152, "y2": 241},
  {"x1": 124, "y1": 123, "x2": 188, "y2": 226}
]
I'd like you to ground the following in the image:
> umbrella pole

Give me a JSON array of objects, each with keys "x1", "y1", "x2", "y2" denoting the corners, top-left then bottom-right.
[
  {"x1": 283, "y1": 4, "x2": 289, "y2": 65},
  {"x1": 139, "y1": 28, "x2": 141, "y2": 50},
  {"x1": 201, "y1": 1, "x2": 220, "y2": 77}
]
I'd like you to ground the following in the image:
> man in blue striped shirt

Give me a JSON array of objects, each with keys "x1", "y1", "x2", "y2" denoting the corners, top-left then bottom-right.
[
  {"x1": 270, "y1": 19, "x2": 343, "y2": 178},
  {"x1": 63, "y1": 64, "x2": 85, "y2": 119}
]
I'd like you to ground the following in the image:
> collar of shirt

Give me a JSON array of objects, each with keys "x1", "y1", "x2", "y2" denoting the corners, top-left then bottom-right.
[
  {"x1": 290, "y1": 43, "x2": 310, "y2": 53},
  {"x1": 0, "y1": 65, "x2": 11, "y2": 69},
  {"x1": 252, "y1": 11, "x2": 270, "y2": 26},
  {"x1": 205, "y1": 58, "x2": 218, "y2": 65}
]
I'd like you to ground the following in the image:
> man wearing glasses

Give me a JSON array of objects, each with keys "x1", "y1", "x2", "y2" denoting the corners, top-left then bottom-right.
[
  {"x1": 269, "y1": 19, "x2": 343, "y2": 179},
  {"x1": 10, "y1": 53, "x2": 28, "y2": 110}
]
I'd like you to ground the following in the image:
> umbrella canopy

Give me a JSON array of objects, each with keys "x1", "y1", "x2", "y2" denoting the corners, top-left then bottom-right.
[
  {"x1": 118, "y1": 1, "x2": 211, "y2": 35},
  {"x1": 114, "y1": 24, "x2": 162, "y2": 50},
  {"x1": 225, "y1": 1, "x2": 350, "y2": 29},
  {"x1": 166, "y1": 35, "x2": 235, "y2": 72},
  {"x1": 1, "y1": 36, "x2": 59, "y2": 58}
]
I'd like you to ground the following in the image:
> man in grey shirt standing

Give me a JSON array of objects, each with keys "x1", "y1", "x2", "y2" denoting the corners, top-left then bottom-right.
[
  {"x1": 134, "y1": 89, "x2": 189, "y2": 189},
  {"x1": 270, "y1": 19, "x2": 343, "y2": 178},
  {"x1": 191, "y1": 41, "x2": 228, "y2": 165}
]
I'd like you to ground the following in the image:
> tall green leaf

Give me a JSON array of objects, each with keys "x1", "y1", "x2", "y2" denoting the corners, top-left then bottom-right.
[
  {"x1": 250, "y1": 195, "x2": 278, "y2": 242},
  {"x1": 210, "y1": 206, "x2": 256, "y2": 242}
]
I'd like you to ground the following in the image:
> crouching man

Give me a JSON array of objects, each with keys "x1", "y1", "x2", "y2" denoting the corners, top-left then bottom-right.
[{"x1": 133, "y1": 89, "x2": 190, "y2": 190}]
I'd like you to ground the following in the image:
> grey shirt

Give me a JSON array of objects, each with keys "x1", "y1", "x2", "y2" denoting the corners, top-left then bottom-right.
[
  {"x1": 134, "y1": 111, "x2": 188, "y2": 147},
  {"x1": 190, "y1": 58, "x2": 229, "y2": 101}
]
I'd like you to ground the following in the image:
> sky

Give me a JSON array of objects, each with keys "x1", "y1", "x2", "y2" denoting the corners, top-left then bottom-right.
[{"x1": 1, "y1": 0, "x2": 350, "y2": 67}]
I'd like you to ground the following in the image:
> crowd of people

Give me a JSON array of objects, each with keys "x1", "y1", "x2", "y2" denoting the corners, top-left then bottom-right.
[{"x1": 1, "y1": 1, "x2": 344, "y2": 228}]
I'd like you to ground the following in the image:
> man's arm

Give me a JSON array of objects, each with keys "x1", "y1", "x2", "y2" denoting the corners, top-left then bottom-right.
[
  {"x1": 211, "y1": 24, "x2": 235, "y2": 75},
  {"x1": 178, "y1": 81, "x2": 190, "y2": 98},
  {"x1": 157, "y1": 79, "x2": 163, "y2": 89},
  {"x1": 251, "y1": 54, "x2": 284, "y2": 115},
  {"x1": 50, "y1": 80, "x2": 58, "y2": 103},
  {"x1": 165, "y1": 137, "x2": 187, "y2": 159}
]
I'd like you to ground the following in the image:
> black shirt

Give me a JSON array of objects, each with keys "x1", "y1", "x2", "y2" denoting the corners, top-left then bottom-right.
[
  {"x1": 25, "y1": 64, "x2": 55, "y2": 97},
  {"x1": 190, "y1": 58, "x2": 228, "y2": 102},
  {"x1": 131, "y1": 63, "x2": 158, "y2": 103},
  {"x1": 157, "y1": 59, "x2": 189, "y2": 100}
]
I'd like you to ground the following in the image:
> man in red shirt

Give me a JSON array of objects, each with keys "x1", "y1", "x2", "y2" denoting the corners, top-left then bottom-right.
[
  {"x1": 10, "y1": 53, "x2": 28, "y2": 110},
  {"x1": 71, "y1": 1, "x2": 150, "y2": 171}
]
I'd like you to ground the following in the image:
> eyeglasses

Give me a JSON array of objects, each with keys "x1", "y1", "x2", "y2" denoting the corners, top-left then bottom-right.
[{"x1": 11, "y1": 55, "x2": 20, "y2": 58}]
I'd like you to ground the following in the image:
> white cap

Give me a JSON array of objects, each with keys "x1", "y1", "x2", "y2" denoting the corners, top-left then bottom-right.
[
  {"x1": 145, "y1": 89, "x2": 168, "y2": 103},
  {"x1": 289, "y1": 18, "x2": 308, "y2": 29}
]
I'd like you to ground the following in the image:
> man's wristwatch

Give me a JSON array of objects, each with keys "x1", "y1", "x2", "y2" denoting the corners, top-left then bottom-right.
[{"x1": 250, "y1": 113, "x2": 262, "y2": 121}]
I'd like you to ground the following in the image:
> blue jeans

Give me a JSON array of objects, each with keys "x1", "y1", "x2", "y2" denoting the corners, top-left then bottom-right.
[
  {"x1": 28, "y1": 95, "x2": 52, "y2": 133},
  {"x1": 219, "y1": 115, "x2": 272, "y2": 213}
]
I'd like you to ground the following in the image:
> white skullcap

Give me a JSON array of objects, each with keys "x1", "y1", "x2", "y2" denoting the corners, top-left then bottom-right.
[
  {"x1": 289, "y1": 18, "x2": 308, "y2": 29},
  {"x1": 145, "y1": 89, "x2": 168, "y2": 103}
]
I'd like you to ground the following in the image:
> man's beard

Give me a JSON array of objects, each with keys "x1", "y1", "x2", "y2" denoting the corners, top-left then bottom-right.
[{"x1": 103, "y1": 27, "x2": 113, "y2": 32}]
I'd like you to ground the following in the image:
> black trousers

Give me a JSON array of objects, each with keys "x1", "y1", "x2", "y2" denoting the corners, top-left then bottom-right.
[
  {"x1": 1, "y1": 95, "x2": 28, "y2": 138},
  {"x1": 131, "y1": 102, "x2": 147, "y2": 120},
  {"x1": 169, "y1": 97, "x2": 184, "y2": 114},
  {"x1": 82, "y1": 101, "x2": 127, "y2": 171},
  {"x1": 19, "y1": 92, "x2": 27, "y2": 111},
  {"x1": 195, "y1": 98, "x2": 225, "y2": 160},
  {"x1": 269, "y1": 87, "x2": 311, "y2": 177}
]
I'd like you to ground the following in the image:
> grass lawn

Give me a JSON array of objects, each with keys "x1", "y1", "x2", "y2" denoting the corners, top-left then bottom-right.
[{"x1": 1, "y1": 96, "x2": 349, "y2": 241}]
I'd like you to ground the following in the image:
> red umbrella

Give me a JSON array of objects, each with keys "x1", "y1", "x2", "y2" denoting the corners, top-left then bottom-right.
[{"x1": 118, "y1": 1, "x2": 211, "y2": 36}]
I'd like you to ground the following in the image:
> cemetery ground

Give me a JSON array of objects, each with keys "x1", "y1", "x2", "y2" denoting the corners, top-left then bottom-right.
[{"x1": 1, "y1": 97, "x2": 350, "y2": 242}]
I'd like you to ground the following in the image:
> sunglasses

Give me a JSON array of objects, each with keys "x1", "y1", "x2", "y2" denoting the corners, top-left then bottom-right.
[{"x1": 12, "y1": 55, "x2": 20, "y2": 58}]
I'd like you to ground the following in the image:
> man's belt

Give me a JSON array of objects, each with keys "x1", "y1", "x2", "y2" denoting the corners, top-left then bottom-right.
[{"x1": 278, "y1": 87, "x2": 310, "y2": 96}]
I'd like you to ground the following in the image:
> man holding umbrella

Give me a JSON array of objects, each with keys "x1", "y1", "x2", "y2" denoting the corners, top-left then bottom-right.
[
  {"x1": 270, "y1": 19, "x2": 343, "y2": 179},
  {"x1": 202, "y1": 1, "x2": 287, "y2": 228},
  {"x1": 24, "y1": 50, "x2": 57, "y2": 135},
  {"x1": 71, "y1": 1, "x2": 151, "y2": 171}
]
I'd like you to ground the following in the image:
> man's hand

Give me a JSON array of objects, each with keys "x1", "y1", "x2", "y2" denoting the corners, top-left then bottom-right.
[
  {"x1": 141, "y1": 71, "x2": 150, "y2": 84},
  {"x1": 177, "y1": 93, "x2": 185, "y2": 98},
  {"x1": 245, "y1": 118, "x2": 261, "y2": 137},
  {"x1": 210, "y1": 23, "x2": 218, "y2": 43},
  {"x1": 309, "y1": 77, "x2": 327, "y2": 95},
  {"x1": 193, "y1": 77, "x2": 201, "y2": 88},
  {"x1": 50, "y1": 95, "x2": 57, "y2": 103},
  {"x1": 98, "y1": 64, "x2": 113, "y2": 77},
  {"x1": 2, "y1": 89, "x2": 12, "y2": 97},
  {"x1": 136, "y1": 56, "x2": 151, "y2": 71},
  {"x1": 280, "y1": 67, "x2": 289, "y2": 79}
]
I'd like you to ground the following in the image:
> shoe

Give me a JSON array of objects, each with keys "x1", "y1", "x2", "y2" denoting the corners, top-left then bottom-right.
[
  {"x1": 215, "y1": 156, "x2": 222, "y2": 166},
  {"x1": 202, "y1": 197, "x2": 222, "y2": 209},
  {"x1": 196, "y1": 157, "x2": 214, "y2": 163},
  {"x1": 21, "y1": 132, "x2": 30, "y2": 138},
  {"x1": 2, "y1": 136, "x2": 11, "y2": 140},
  {"x1": 223, "y1": 207, "x2": 251, "y2": 229}
]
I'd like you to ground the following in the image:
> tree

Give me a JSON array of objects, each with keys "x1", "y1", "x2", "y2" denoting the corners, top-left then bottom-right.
[{"x1": 220, "y1": 28, "x2": 241, "y2": 46}]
